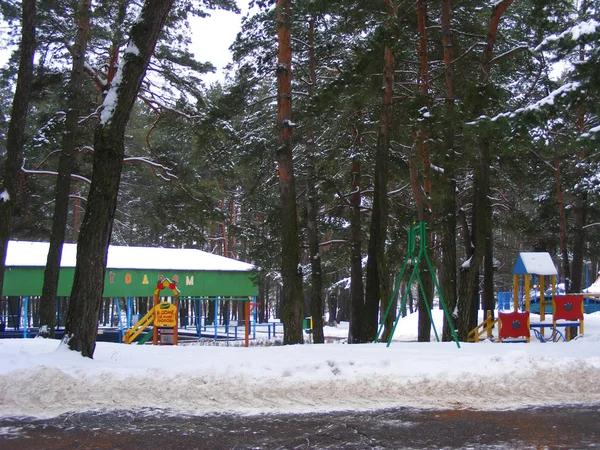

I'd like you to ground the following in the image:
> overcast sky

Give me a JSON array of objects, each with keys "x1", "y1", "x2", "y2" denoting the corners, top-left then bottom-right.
[
  {"x1": 190, "y1": 2, "x2": 251, "y2": 85},
  {"x1": 0, "y1": 1, "x2": 251, "y2": 86}
]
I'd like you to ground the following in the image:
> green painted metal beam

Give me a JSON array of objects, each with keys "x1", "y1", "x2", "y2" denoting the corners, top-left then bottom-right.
[
  {"x1": 376, "y1": 222, "x2": 461, "y2": 348},
  {"x1": 2, "y1": 267, "x2": 257, "y2": 297}
]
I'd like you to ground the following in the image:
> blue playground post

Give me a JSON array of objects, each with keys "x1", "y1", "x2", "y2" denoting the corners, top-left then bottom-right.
[
  {"x1": 55, "y1": 297, "x2": 60, "y2": 331},
  {"x1": 498, "y1": 292, "x2": 512, "y2": 310},
  {"x1": 213, "y1": 297, "x2": 218, "y2": 340},
  {"x1": 224, "y1": 301, "x2": 230, "y2": 345},
  {"x1": 115, "y1": 297, "x2": 124, "y2": 343},
  {"x1": 253, "y1": 297, "x2": 257, "y2": 340},
  {"x1": 22, "y1": 296, "x2": 29, "y2": 338},
  {"x1": 126, "y1": 297, "x2": 133, "y2": 328},
  {"x1": 194, "y1": 298, "x2": 202, "y2": 337}
]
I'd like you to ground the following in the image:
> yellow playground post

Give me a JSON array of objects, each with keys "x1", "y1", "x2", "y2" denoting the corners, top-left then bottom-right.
[
  {"x1": 153, "y1": 278, "x2": 179, "y2": 345},
  {"x1": 122, "y1": 278, "x2": 179, "y2": 345},
  {"x1": 512, "y1": 252, "x2": 557, "y2": 322}
]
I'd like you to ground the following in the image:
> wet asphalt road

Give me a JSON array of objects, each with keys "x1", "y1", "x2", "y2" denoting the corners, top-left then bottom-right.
[{"x1": 0, "y1": 404, "x2": 599, "y2": 449}]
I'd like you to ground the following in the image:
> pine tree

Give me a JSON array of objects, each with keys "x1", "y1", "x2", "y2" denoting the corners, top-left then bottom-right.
[
  {"x1": 39, "y1": 0, "x2": 91, "y2": 339},
  {"x1": 0, "y1": 0, "x2": 36, "y2": 299},
  {"x1": 64, "y1": 0, "x2": 174, "y2": 358}
]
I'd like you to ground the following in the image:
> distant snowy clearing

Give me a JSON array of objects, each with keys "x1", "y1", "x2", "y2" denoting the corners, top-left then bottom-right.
[{"x1": 1, "y1": 310, "x2": 600, "y2": 419}]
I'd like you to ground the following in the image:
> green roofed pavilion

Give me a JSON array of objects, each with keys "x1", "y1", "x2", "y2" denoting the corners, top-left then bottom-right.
[{"x1": 2, "y1": 241, "x2": 257, "y2": 298}]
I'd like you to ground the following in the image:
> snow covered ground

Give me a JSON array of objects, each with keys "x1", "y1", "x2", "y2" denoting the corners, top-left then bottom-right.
[{"x1": 1, "y1": 309, "x2": 600, "y2": 419}]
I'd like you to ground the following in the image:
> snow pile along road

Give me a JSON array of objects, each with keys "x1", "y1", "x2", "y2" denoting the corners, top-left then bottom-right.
[{"x1": 1, "y1": 322, "x2": 600, "y2": 419}]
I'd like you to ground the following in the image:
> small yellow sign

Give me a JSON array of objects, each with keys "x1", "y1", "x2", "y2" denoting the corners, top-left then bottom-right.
[{"x1": 154, "y1": 302, "x2": 177, "y2": 327}]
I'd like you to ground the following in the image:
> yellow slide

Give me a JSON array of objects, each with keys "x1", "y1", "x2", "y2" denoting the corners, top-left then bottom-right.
[{"x1": 123, "y1": 307, "x2": 155, "y2": 344}]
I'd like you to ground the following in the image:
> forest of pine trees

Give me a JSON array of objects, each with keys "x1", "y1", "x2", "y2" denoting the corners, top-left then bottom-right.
[{"x1": 1, "y1": 0, "x2": 600, "y2": 355}]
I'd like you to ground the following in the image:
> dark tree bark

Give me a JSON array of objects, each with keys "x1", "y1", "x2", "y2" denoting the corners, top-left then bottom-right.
[
  {"x1": 64, "y1": 0, "x2": 174, "y2": 358},
  {"x1": 0, "y1": 0, "x2": 36, "y2": 297},
  {"x1": 139, "y1": 297, "x2": 149, "y2": 316},
  {"x1": 362, "y1": 0, "x2": 395, "y2": 343},
  {"x1": 482, "y1": 228, "x2": 495, "y2": 313},
  {"x1": 439, "y1": 0, "x2": 458, "y2": 341},
  {"x1": 276, "y1": 0, "x2": 304, "y2": 345},
  {"x1": 305, "y1": 15, "x2": 324, "y2": 344},
  {"x1": 206, "y1": 298, "x2": 215, "y2": 325},
  {"x1": 348, "y1": 159, "x2": 364, "y2": 343},
  {"x1": 264, "y1": 279, "x2": 270, "y2": 322},
  {"x1": 413, "y1": 0, "x2": 433, "y2": 343},
  {"x1": 571, "y1": 167, "x2": 586, "y2": 293},
  {"x1": 480, "y1": 144, "x2": 495, "y2": 322},
  {"x1": 571, "y1": 34, "x2": 588, "y2": 294},
  {"x1": 554, "y1": 160, "x2": 570, "y2": 291},
  {"x1": 258, "y1": 271, "x2": 267, "y2": 323},
  {"x1": 328, "y1": 293, "x2": 338, "y2": 325},
  {"x1": 179, "y1": 298, "x2": 187, "y2": 326},
  {"x1": 457, "y1": 0, "x2": 513, "y2": 341},
  {"x1": 39, "y1": 0, "x2": 91, "y2": 339}
]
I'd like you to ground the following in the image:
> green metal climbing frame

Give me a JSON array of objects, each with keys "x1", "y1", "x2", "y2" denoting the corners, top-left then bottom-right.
[{"x1": 375, "y1": 222, "x2": 461, "y2": 348}]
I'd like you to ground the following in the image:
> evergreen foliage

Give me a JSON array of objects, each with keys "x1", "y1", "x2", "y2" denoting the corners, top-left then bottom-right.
[{"x1": 2, "y1": 0, "x2": 600, "y2": 345}]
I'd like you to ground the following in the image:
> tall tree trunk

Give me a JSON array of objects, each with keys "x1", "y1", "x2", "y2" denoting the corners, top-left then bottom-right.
[
  {"x1": 362, "y1": 0, "x2": 395, "y2": 343},
  {"x1": 481, "y1": 1, "x2": 513, "y2": 320},
  {"x1": 440, "y1": 0, "x2": 458, "y2": 341},
  {"x1": 571, "y1": 163, "x2": 586, "y2": 293},
  {"x1": 0, "y1": 0, "x2": 36, "y2": 297},
  {"x1": 408, "y1": 142, "x2": 432, "y2": 342},
  {"x1": 39, "y1": 0, "x2": 91, "y2": 339},
  {"x1": 482, "y1": 228, "x2": 495, "y2": 313},
  {"x1": 305, "y1": 16, "x2": 324, "y2": 344},
  {"x1": 206, "y1": 298, "x2": 215, "y2": 325},
  {"x1": 571, "y1": 27, "x2": 588, "y2": 294},
  {"x1": 276, "y1": 0, "x2": 303, "y2": 345},
  {"x1": 73, "y1": 186, "x2": 82, "y2": 241},
  {"x1": 64, "y1": 0, "x2": 174, "y2": 358},
  {"x1": 554, "y1": 160, "x2": 570, "y2": 291},
  {"x1": 457, "y1": 0, "x2": 512, "y2": 341},
  {"x1": 414, "y1": 0, "x2": 433, "y2": 342},
  {"x1": 258, "y1": 271, "x2": 266, "y2": 323},
  {"x1": 348, "y1": 159, "x2": 364, "y2": 343}
]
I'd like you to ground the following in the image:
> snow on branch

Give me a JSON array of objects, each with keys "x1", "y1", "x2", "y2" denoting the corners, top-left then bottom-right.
[
  {"x1": 534, "y1": 19, "x2": 600, "y2": 52},
  {"x1": 83, "y1": 61, "x2": 108, "y2": 90},
  {"x1": 43, "y1": 193, "x2": 88, "y2": 207},
  {"x1": 79, "y1": 106, "x2": 101, "y2": 124},
  {"x1": 480, "y1": 81, "x2": 581, "y2": 123},
  {"x1": 21, "y1": 164, "x2": 92, "y2": 184},
  {"x1": 489, "y1": 45, "x2": 530, "y2": 65},
  {"x1": 318, "y1": 239, "x2": 348, "y2": 247},
  {"x1": 461, "y1": 255, "x2": 473, "y2": 269},
  {"x1": 138, "y1": 93, "x2": 203, "y2": 120},
  {"x1": 123, "y1": 156, "x2": 178, "y2": 181},
  {"x1": 388, "y1": 183, "x2": 411, "y2": 196},
  {"x1": 580, "y1": 123, "x2": 600, "y2": 139},
  {"x1": 99, "y1": 44, "x2": 133, "y2": 125}
]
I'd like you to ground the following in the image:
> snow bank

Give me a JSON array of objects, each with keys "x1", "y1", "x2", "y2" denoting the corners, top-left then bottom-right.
[{"x1": 1, "y1": 311, "x2": 600, "y2": 418}]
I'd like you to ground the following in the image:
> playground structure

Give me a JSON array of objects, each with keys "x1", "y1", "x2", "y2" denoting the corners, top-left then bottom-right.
[
  {"x1": 469, "y1": 252, "x2": 585, "y2": 343},
  {"x1": 497, "y1": 311, "x2": 531, "y2": 343},
  {"x1": 124, "y1": 278, "x2": 180, "y2": 345},
  {"x1": 1, "y1": 241, "x2": 260, "y2": 345},
  {"x1": 376, "y1": 222, "x2": 461, "y2": 348},
  {"x1": 123, "y1": 279, "x2": 262, "y2": 347}
]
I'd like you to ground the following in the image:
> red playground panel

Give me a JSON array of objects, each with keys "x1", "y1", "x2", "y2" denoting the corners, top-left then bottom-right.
[
  {"x1": 553, "y1": 294, "x2": 584, "y2": 341},
  {"x1": 553, "y1": 295, "x2": 584, "y2": 321},
  {"x1": 499, "y1": 311, "x2": 530, "y2": 342}
]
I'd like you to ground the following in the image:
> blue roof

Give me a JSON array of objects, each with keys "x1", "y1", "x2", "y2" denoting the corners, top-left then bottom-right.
[{"x1": 513, "y1": 252, "x2": 558, "y2": 276}]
